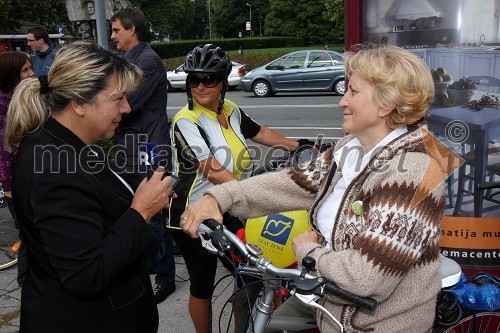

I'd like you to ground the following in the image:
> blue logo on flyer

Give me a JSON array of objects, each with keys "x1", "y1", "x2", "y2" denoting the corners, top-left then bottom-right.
[{"x1": 261, "y1": 213, "x2": 294, "y2": 245}]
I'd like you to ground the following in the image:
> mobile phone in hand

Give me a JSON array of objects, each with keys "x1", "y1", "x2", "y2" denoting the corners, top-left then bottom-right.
[{"x1": 168, "y1": 175, "x2": 181, "y2": 198}]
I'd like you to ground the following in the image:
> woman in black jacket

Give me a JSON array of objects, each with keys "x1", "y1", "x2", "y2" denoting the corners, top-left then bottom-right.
[{"x1": 4, "y1": 41, "x2": 176, "y2": 333}]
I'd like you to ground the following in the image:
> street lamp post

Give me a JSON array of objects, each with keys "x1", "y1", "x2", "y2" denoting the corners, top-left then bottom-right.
[
  {"x1": 245, "y1": 2, "x2": 252, "y2": 37},
  {"x1": 256, "y1": 7, "x2": 261, "y2": 36},
  {"x1": 208, "y1": 0, "x2": 212, "y2": 39}
]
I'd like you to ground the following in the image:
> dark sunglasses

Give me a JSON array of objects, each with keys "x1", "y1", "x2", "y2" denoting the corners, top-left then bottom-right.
[{"x1": 188, "y1": 75, "x2": 222, "y2": 88}]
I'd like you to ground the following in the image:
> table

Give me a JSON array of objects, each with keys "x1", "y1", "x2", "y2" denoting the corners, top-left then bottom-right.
[{"x1": 427, "y1": 106, "x2": 500, "y2": 216}]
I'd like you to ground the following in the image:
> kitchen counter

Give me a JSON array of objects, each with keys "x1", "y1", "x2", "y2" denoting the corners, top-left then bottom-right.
[
  {"x1": 422, "y1": 48, "x2": 500, "y2": 82},
  {"x1": 431, "y1": 47, "x2": 500, "y2": 52}
]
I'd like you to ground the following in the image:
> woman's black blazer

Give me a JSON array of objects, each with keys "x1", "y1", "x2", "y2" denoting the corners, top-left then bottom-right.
[{"x1": 12, "y1": 117, "x2": 158, "y2": 333}]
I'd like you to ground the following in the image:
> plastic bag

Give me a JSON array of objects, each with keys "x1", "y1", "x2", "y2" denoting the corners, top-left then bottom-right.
[{"x1": 451, "y1": 273, "x2": 500, "y2": 311}]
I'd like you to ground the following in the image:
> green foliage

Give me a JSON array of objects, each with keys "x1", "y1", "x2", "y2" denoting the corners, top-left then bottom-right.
[
  {"x1": 0, "y1": 0, "x2": 73, "y2": 33},
  {"x1": 265, "y1": 0, "x2": 343, "y2": 44},
  {"x1": 323, "y1": 0, "x2": 344, "y2": 39},
  {"x1": 0, "y1": 0, "x2": 345, "y2": 48},
  {"x1": 210, "y1": 0, "x2": 269, "y2": 38},
  {"x1": 324, "y1": 0, "x2": 344, "y2": 23},
  {"x1": 150, "y1": 36, "x2": 304, "y2": 61},
  {"x1": 188, "y1": 0, "x2": 209, "y2": 39},
  {"x1": 138, "y1": 0, "x2": 195, "y2": 41}
]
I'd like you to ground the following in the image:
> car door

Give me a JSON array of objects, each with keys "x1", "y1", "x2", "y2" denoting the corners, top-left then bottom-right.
[
  {"x1": 301, "y1": 51, "x2": 339, "y2": 90},
  {"x1": 269, "y1": 51, "x2": 307, "y2": 91},
  {"x1": 168, "y1": 65, "x2": 188, "y2": 89}
]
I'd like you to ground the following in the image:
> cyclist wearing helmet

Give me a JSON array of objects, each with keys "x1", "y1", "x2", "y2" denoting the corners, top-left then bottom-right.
[{"x1": 169, "y1": 44, "x2": 311, "y2": 333}]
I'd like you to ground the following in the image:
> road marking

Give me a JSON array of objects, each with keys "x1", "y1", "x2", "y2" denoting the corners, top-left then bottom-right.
[
  {"x1": 239, "y1": 104, "x2": 339, "y2": 108},
  {"x1": 282, "y1": 137, "x2": 343, "y2": 140},
  {"x1": 270, "y1": 126, "x2": 342, "y2": 130},
  {"x1": 268, "y1": 126, "x2": 344, "y2": 140},
  {"x1": 167, "y1": 104, "x2": 339, "y2": 110}
]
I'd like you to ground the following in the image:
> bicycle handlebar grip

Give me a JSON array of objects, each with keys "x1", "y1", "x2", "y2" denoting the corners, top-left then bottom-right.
[
  {"x1": 324, "y1": 282, "x2": 377, "y2": 311},
  {"x1": 201, "y1": 219, "x2": 231, "y2": 252},
  {"x1": 202, "y1": 219, "x2": 220, "y2": 230}
]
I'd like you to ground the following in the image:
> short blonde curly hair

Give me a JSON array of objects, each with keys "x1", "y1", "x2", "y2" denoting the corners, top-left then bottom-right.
[{"x1": 344, "y1": 44, "x2": 434, "y2": 130}]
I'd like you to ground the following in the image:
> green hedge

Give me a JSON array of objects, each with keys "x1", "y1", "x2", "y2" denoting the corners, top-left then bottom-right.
[{"x1": 149, "y1": 37, "x2": 305, "y2": 59}]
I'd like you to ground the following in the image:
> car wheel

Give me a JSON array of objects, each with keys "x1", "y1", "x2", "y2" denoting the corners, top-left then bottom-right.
[
  {"x1": 333, "y1": 79, "x2": 345, "y2": 95},
  {"x1": 167, "y1": 81, "x2": 173, "y2": 92},
  {"x1": 252, "y1": 80, "x2": 271, "y2": 97}
]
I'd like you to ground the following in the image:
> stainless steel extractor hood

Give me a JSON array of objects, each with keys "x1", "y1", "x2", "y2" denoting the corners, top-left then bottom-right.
[{"x1": 387, "y1": 0, "x2": 447, "y2": 21}]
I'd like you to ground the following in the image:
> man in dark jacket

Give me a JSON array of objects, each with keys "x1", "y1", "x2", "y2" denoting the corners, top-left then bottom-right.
[
  {"x1": 111, "y1": 8, "x2": 175, "y2": 304},
  {"x1": 27, "y1": 26, "x2": 55, "y2": 77}
]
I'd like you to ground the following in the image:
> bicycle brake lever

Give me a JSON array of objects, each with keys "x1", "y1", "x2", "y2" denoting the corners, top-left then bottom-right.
[
  {"x1": 197, "y1": 232, "x2": 218, "y2": 255},
  {"x1": 197, "y1": 224, "x2": 231, "y2": 255},
  {"x1": 294, "y1": 293, "x2": 344, "y2": 332}
]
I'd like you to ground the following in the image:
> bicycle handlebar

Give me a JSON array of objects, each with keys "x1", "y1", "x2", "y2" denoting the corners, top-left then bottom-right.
[
  {"x1": 253, "y1": 142, "x2": 334, "y2": 176},
  {"x1": 198, "y1": 219, "x2": 377, "y2": 311},
  {"x1": 324, "y1": 280, "x2": 377, "y2": 311}
]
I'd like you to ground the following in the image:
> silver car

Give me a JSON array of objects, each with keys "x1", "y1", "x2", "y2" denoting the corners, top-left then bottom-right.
[
  {"x1": 166, "y1": 61, "x2": 248, "y2": 91},
  {"x1": 241, "y1": 50, "x2": 345, "y2": 97}
]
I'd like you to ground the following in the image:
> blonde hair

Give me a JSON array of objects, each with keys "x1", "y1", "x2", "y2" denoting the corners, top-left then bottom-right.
[
  {"x1": 344, "y1": 44, "x2": 434, "y2": 130},
  {"x1": 4, "y1": 41, "x2": 142, "y2": 151}
]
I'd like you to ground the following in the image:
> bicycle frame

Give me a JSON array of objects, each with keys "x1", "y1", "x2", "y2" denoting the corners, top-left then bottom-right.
[{"x1": 238, "y1": 265, "x2": 320, "y2": 332}]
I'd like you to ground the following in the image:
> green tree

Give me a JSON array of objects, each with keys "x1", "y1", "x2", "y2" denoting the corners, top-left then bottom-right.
[
  {"x1": 0, "y1": 0, "x2": 73, "y2": 34},
  {"x1": 211, "y1": 0, "x2": 246, "y2": 38},
  {"x1": 188, "y1": 0, "x2": 209, "y2": 39},
  {"x1": 133, "y1": 0, "x2": 195, "y2": 41},
  {"x1": 323, "y1": 0, "x2": 344, "y2": 40},
  {"x1": 265, "y1": 0, "x2": 342, "y2": 44},
  {"x1": 210, "y1": 0, "x2": 268, "y2": 38}
]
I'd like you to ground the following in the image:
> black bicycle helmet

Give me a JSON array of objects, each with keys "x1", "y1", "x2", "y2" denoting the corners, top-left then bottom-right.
[
  {"x1": 184, "y1": 44, "x2": 232, "y2": 112},
  {"x1": 184, "y1": 44, "x2": 232, "y2": 77}
]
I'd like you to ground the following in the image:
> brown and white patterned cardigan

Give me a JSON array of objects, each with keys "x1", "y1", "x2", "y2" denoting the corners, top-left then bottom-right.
[{"x1": 207, "y1": 123, "x2": 447, "y2": 332}]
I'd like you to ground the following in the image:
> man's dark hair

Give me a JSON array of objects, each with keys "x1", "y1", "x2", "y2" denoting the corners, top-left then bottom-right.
[
  {"x1": 111, "y1": 8, "x2": 146, "y2": 42},
  {"x1": 27, "y1": 26, "x2": 49, "y2": 44}
]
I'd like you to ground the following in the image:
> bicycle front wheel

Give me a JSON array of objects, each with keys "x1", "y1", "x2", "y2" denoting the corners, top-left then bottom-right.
[
  {"x1": 440, "y1": 311, "x2": 499, "y2": 333},
  {"x1": 0, "y1": 209, "x2": 19, "y2": 271}
]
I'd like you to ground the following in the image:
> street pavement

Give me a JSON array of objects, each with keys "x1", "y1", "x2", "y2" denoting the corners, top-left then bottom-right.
[{"x1": 0, "y1": 206, "x2": 235, "y2": 333}]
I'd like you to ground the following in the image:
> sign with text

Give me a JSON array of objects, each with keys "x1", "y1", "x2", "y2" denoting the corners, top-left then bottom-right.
[
  {"x1": 439, "y1": 216, "x2": 499, "y2": 267},
  {"x1": 246, "y1": 21, "x2": 251, "y2": 31}
]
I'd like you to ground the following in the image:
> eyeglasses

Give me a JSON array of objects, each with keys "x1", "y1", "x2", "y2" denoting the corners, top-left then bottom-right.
[
  {"x1": 187, "y1": 75, "x2": 222, "y2": 89},
  {"x1": 27, "y1": 39, "x2": 37, "y2": 42}
]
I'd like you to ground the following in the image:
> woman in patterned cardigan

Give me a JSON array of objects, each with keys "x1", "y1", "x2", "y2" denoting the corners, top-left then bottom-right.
[{"x1": 180, "y1": 45, "x2": 452, "y2": 332}]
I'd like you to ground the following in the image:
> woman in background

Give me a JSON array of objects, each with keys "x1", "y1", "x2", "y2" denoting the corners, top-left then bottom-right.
[{"x1": 0, "y1": 51, "x2": 35, "y2": 286}]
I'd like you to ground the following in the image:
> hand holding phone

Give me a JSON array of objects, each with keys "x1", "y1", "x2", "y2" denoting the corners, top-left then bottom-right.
[
  {"x1": 168, "y1": 175, "x2": 181, "y2": 198},
  {"x1": 146, "y1": 168, "x2": 180, "y2": 198}
]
